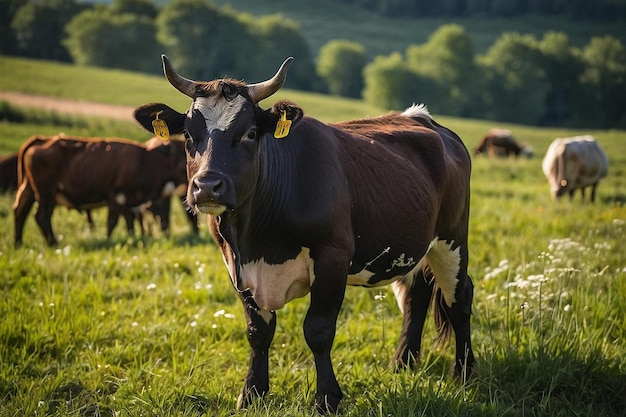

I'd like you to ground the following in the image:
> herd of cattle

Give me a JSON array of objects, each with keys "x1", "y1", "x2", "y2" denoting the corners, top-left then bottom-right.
[
  {"x1": 1, "y1": 134, "x2": 198, "y2": 246},
  {"x1": 0, "y1": 124, "x2": 609, "y2": 246},
  {"x1": 0, "y1": 55, "x2": 611, "y2": 414}
]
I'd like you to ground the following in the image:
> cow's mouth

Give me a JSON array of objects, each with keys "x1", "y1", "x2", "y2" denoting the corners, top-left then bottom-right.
[{"x1": 196, "y1": 202, "x2": 227, "y2": 215}]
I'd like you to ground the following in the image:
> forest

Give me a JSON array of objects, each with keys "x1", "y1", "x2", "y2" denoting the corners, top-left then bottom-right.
[{"x1": 1, "y1": 0, "x2": 625, "y2": 127}]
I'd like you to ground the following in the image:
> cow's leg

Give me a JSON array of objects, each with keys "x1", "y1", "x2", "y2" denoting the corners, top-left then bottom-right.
[
  {"x1": 237, "y1": 291, "x2": 276, "y2": 409},
  {"x1": 84, "y1": 210, "x2": 95, "y2": 230},
  {"x1": 391, "y1": 270, "x2": 434, "y2": 369},
  {"x1": 13, "y1": 182, "x2": 36, "y2": 247},
  {"x1": 428, "y1": 240, "x2": 475, "y2": 380},
  {"x1": 106, "y1": 206, "x2": 121, "y2": 238},
  {"x1": 445, "y1": 273, "x2": 475, "y2": 380},
  {"x1": 588, "y1": 183, "x2": 600, "y2": 203},
  {"x1": 122, "y1": 209, "x2": 136, "y2": 236},
  {"x1": 34, "y1": 201, "x2": 57, "y2": 246},
  {"x1": 304, "y1": 254, "x2": 347, "y2": 414}
]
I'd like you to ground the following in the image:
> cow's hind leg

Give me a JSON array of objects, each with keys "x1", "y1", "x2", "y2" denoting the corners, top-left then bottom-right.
[
  {"x1": 428, "y1": 240, "x2": 475, "y2": 380},
  {"x1": 391, "y1": 270, "x2": 434, "y2": 369},
  {"x1": 436, "y1": 274, "x2": 475, "y2": 380},
  {"x1": 13, "y1": 182, "x2": 36, "y2": 247},
  {"x1": 237, "y1": 291, "x2": 276, "y2": 410},
  {"x1": 34, "y1": 201, "x2": 57, "y2": 246}
]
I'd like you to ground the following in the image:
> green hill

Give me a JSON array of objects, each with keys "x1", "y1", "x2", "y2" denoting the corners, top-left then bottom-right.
[{"x1": 210, "y1": 0, "x2": 625, "y2": 58}]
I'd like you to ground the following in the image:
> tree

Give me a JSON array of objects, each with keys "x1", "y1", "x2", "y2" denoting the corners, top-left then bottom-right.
[
  {"x1": 362, "y1": 53, "x2": 431, "y2": 110},
  {"x1": 406, "y1": 24, "x2": 478, "y2": 116},
  {"x1": 243, "y1": 13, "x2": 318, "y2": 91},
  {"x1": 64, "y1": 6, "x2": 161, "y2": 74},
  {"x1": 0, "y1": 0, "x2": 21, "y2": 55},
  {"x1": 477, "y1": 32, "x2": 548, "y2": 124},
  {"x1": 156, "y1": 0, "x2": 247, "y2": 80},
  {"x1": 11, "y1": 0, "x2": 84, "y2": 62},
  {"x1": 316, "y1": 39, "x2": 367, "y2": 97},
  {"x1": 578, "y1": 36, "x2": 626, "y2": 127},
  {"x1": 537, "y1": 31, "x2": 584, "y2": 125},
  {"x1": 109, "y1": 0, "x2": 158, "y2": 18}
]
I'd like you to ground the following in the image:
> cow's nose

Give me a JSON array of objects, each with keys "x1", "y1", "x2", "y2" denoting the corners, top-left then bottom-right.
[{"x1": 193, "y1": 177, "x2": 225, "y2": 202}]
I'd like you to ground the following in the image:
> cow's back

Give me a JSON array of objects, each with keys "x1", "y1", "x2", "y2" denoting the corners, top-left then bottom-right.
[{"x1": 328, "y1": 112, "x2": 471, "y2": 278}]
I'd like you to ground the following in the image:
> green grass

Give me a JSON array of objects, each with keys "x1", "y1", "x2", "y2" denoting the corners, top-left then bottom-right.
[{"x1": 1, "y1": 57, "x2": 625, "y2": 416}]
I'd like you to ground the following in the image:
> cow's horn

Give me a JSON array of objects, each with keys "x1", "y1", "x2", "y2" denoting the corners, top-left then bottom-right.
[
  {"x1": 162, "y1": 54, "x2": 197, "y2": 98},
  {"x1": 247, "y1": 57, "x2": 294, "y2": 103}
]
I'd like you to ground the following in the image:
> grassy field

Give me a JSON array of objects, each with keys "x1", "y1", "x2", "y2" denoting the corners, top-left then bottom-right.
[{"x1": 0, "y1": 57, "x2": 625, "y2": 416}]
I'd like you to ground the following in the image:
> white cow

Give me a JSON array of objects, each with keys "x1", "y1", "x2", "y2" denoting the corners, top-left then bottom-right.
[{"x1": 542, "y1": 135, "x2": 608, "y2": 202}]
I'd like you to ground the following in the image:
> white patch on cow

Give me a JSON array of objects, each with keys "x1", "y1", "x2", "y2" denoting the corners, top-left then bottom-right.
[
  {"x1": 257, "y1": 309, "x2": 274, "y2": 324},
  {"x1": 241, "y1": 248, "x2": 315, "y2": 311},
  {"x1": 391, "y1": 278, "x2": 412, "y2": 314},
  {"x1": 426, "y1": 239, "x2": 460, "y2": 307},
  {"x1": 192, "y1": 95, "x2": 247, "y2": 132},
  {"x1": 161, "y1": 181, "x2": 176, "y2": 197},
  {"x1": 402, "y1": 103, "x2": 432, "y2": 119},
  {"x1": 115, "y1": 193, "x2": 126, "y2": 205}
]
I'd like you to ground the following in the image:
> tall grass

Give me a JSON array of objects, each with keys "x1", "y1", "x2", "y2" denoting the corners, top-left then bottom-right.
[{"x1": 0, "y1": 58, "x2": 624, "y2": 416}]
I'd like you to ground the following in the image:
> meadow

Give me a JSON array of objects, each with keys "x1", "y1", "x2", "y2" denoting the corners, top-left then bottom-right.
[{"x1": 0, "y1": 57, "x2": 625, "y2": 416}]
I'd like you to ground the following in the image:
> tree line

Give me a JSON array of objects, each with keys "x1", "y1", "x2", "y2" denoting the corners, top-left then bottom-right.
[
  {"x1": 338, "y1": 0, "x2": 626, "y2": 20},
  {"x1": 1, "y1": 0, "x2": 625, "y2": 128}
]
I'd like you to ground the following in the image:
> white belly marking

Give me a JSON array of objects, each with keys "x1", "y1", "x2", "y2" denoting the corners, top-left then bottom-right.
[{"x1": 241, "y1": 248, "x2": 315, "y2": 311}]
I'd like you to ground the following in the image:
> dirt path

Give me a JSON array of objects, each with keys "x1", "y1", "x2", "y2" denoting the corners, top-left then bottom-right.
[{"x1": 0, "y1": 91, "x2": 135, "y2": 121}]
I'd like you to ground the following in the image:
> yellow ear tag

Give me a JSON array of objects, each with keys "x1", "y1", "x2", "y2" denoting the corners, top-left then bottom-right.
[
  {"x1": 152, "y1": 111, "x2": 170, "y2": 141},
  {"x1": 274, "y1": 110, "x2": 291, "y2": 139}
]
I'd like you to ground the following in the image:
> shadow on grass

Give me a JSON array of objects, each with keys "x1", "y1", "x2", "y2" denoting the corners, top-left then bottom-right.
[
  {"x1": 74, "y1": 232, "x2": 216, "y2": 252},
  {"x1": 475, "y1": 346, "x2": 625, "y2": 417}
]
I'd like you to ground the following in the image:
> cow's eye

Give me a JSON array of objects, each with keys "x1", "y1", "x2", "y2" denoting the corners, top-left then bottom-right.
[{"x1": 245, "y1": 129, "x2": 257, "y2": 141}]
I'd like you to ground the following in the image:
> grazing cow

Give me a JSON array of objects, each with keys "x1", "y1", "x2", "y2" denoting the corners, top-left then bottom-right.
[
  {"x1": 14, "y1": 134, "x2": 188, "y2": 246},
  {"x1": 134, "y1": 56, "x2": 475, "y2": 414},
  {"x1": 142, "y1": 136, "x2": 199, "y2": 236},
  {"x1": 474, "y1": 128, "x2": 533, "y2": 158},
  {"x1": 0, "y1": 152, "x2": 18, "y2": 193},
  {"x1": 542, "y1": 135, "x2": 608, "y2": 202}
]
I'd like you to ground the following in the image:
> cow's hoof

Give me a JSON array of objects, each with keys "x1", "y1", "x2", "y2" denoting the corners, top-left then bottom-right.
[{"x1": 314, "y1": 392, "x2": 342, "y2": 415}]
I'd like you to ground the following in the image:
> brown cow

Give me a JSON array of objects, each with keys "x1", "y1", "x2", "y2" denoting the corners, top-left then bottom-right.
[
  {"x1": 14, "y1": 134, "x2": 188, "y2": 246},
  {"x1": 0, "y1": 152, "x2": 18, "y2": 193},
  {"x1": 134, "y1": 55, "x2": 474, "y2": 414},
  {"x1": 474, "y1": 128, "x2": 533, "y2": 158},
  {"x1": 141, "y1": 137, "x2": 199, "y2": 236}
]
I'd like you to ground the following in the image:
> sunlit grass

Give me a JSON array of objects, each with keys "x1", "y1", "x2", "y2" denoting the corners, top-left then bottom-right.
[{"x1": 0, "y1": 59, "x2": 625, "y2": 415}]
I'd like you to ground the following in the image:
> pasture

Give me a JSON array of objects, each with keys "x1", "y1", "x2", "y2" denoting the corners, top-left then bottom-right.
[{"x1": 0, "y1": 59, "x2": 625, "y2": 416}]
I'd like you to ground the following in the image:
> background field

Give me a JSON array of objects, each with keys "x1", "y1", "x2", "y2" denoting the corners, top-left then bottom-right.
[{"x1": 0, "y1": 57, "x2": 625, "y2": 416}]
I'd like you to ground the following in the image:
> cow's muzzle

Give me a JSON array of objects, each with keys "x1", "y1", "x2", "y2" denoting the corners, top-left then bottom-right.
[{"x1": 189, "y1": 174, "x2": 234, "y2": 215}]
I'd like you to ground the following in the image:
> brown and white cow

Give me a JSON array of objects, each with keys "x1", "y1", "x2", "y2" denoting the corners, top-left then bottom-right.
[
  {"x1": 542, "y1": 135, "x2": 608, "y2": 202},
  {"x1": 474, "y1": 128, "x2": 533, "y2": 158},
  {"x1": 13, "y1": 134, "x2": 188, "y2": 246},
  {"x1": 134, "y1": 56, "x2": 475, "y2": 414}
]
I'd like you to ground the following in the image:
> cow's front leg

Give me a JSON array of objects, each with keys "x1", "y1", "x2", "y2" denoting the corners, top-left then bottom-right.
[
  {"x1": 237, "y1": 291, "x2": 276, "y2": 409},
  {"x1": 304, "y1": 257, "x2": 347, "y2": 414}
]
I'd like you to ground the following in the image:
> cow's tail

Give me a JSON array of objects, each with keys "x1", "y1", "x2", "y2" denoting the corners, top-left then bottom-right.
[
  {"x1": 16, "y1": 135, "x2": 52, "y2": 187},
  {"x1": 432, "y1": 285, "x2": 454, "y2": 345}
]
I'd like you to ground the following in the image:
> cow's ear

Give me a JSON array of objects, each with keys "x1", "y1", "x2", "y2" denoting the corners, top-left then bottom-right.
[
  {"x1": 270, "y1": 100, "x2": 304, "y2": 124},
  {"x1": 134, "y1": 103, "x2": 186, "y2": 135}
]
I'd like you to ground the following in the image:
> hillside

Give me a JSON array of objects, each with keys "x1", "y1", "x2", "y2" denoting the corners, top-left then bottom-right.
[{"x1": 209, "y1": 0, "x2": 626, "y2": 58}]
